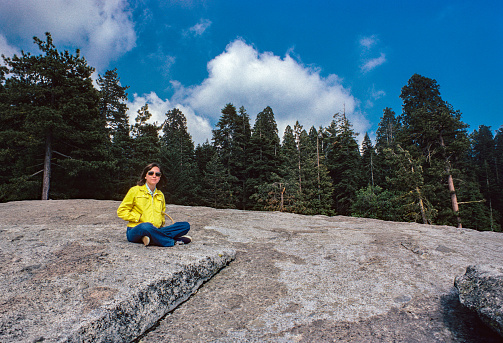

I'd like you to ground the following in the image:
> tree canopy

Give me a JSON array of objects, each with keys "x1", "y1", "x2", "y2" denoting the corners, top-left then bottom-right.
[{"x1": 1, "y1": 35, "x2": 501, "y2": 231}]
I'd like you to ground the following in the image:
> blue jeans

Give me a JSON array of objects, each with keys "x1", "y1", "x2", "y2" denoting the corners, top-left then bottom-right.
[{"x1": 126, "y1": 221, "x2": 190, "y2": 247}]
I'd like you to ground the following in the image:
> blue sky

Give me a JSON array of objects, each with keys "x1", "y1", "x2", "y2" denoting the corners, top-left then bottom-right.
[{"x1": 0, "y1": 0, "x2": 501, "y2": 145}]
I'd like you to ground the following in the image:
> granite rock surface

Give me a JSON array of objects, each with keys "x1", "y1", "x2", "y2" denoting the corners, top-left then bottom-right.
[
  {"x1": 0, "y1": 200, "x2": 234, "y2": 342},
  {"x1": 1, "y1": 200, "x2": 503, "y2": 342}
]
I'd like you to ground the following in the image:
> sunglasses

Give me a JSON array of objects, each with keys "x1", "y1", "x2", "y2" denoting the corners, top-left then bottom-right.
[{"x1": 147, "y1": 171, "x2": 162, "y2": 177}]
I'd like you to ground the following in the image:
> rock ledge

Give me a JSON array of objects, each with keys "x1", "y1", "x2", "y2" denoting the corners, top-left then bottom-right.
[
  {"x1": 0, "y1": 199, "x2": 234, "y2": 342},
  {"x1": 455, "y1": 264, "x2": 503, "y2": 337}
]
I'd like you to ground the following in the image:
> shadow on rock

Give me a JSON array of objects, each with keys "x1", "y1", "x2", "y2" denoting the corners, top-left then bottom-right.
[{"x1": 441, "y1": 288, "x2": 503, "y2": 343}]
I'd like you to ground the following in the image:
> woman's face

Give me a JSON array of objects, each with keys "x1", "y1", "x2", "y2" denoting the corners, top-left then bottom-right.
[{"x1": 145, "y1": 166, "x2": 161, "y2": 189}]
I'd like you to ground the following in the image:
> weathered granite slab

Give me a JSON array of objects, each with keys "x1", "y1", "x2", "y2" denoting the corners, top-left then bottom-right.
[
  {"x1": 2, "y1": 200, "x2": 503, "y2": 342},
  {"x1": 144, "y1": 205, "x2": 503, "y2": 342},
  {"x1": 0, "y1": 200, "x2": 235, "y2": 342},
  {"x1": 455, "y1": 264, "x2": 503, "y2": 337}
]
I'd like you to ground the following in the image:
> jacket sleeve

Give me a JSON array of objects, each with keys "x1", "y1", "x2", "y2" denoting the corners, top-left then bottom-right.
[{"x1": 117, "y1": 187, "x2": 142, "y2": 223}]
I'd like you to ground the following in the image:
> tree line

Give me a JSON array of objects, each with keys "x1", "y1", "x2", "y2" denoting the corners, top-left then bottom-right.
[{"x1": 1, "y1": 33, "x2": 502, "y2": 231}]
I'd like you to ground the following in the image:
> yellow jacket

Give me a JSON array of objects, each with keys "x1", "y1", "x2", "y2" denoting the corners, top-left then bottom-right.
[{"x1": 117, "y1": 185, "x2": 166, "y2": 228}]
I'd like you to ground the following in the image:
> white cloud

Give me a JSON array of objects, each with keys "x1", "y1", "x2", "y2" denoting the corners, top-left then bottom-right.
[
  {"x1": 146, "y1": 47, "x2": 177, "y2": 76},
  {"x1": 128, "y1": 39, "x2": 369, "y2": 145},
  {"x1": 189, "y1": 19, "x2": 212, "y2": 36},
  {"x1": 371, "y1": 87, "x2": 386, "y2": 100},
  {"x1": 126, "y1": 92, "x2": 213, "y2": 145},
  {"x1": 361, "y1": 53, "x2": 386, "y2": 73},
  {"x1": 0, "y1": 0, "x2": 136, "y2": 70},
  {"x1": 366, "y1": 87, "x2": 385, "y2": 107},
  {"x1": 172, "y1": 39, "x2": 368, "y2": 140},
  {"x1": 0, "y1": 34, "x2": 19, "y2": 57},
  {"x1": 359, "y1": 35, "x2": 377, "y2": 50}
]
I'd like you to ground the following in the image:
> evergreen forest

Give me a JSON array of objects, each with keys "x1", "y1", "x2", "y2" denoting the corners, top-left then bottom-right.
[{"x1": 1, "y1": 33, "x2": 502, "y2": 231}]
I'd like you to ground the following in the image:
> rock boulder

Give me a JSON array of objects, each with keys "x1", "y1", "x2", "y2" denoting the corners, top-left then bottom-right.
[{"x1": 455, "y1": 264, "x2": 503, "y2": 337}]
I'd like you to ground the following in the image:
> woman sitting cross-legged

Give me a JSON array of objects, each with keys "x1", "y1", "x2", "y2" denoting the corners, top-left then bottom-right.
[{"x1": 117, "y1": 162, "x2": 191, "y2": 247}]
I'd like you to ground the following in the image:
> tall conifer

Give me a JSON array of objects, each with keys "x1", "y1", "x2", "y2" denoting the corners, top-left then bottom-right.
[
  {"x1": 248, "y1": 106, "x2": 281, "y2": 209},
  {"x1": 130, "y1": 104, "x2": 161, "y2": 174},
  {"x1": 97, "y1": 68, "x2": 131, "y2": 197},
  {"x1": 0, "y1": 32, "x2": 108, "y2": 200},
  {"x1": 399, "y1": 74, "x2": 470, "y2": 227},
  {"x1": 325, "y1": 112, "x2": 361, "y2": 215},
  {"x1": 160, "y1": 108, "x2": 198, "y2": 204}
]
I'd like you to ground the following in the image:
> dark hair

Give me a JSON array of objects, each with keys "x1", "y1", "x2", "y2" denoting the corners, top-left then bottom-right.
[{"x1": 137, "y1": 162, "x2": 167, "y2": 188}]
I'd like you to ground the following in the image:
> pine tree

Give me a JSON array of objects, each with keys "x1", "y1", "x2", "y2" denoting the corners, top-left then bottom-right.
[
  {"x1": 202, "y1": 152, "x2": 239, "y2": 208},
  {"x1": 98, "y1": 68, "x2": 130, "y2": 140},
  {"x1": 160, "y1": 108, "x2": 198, "y2": 205},
  {"x1": 258, "y1": 123, "x2": 332, "y2": 215},
  {"x1": 130, "y1": 104, "x2": 161, "y2": 175},
  {"x1": 376, "y1": 107, "x2": 399, "y2": 150},
  {"x1": 301, "y1": 126, "x2": 333, "y2": 215},
  {"x1": 248, "y1": 106, "x2": 281, "y2": 209},
  {"x1": 280, "y1": 125, "x2": 297, "y2": 175},
  {"x1": 212, "y1": 103, "x2": 238, "y2": 167},
  {"x1": 386, "y1": 145, "x2": 437, "y2": 224},
  {"x1": 494, "y1": 127, "x2": 503, "y2": 225},
  {"x1": 0, "y1": 61, "x2": 37, "y2": 200},
  {"x1": 361, "y1": 132, "x2": 376, "y2": 188},
  {"x1": 211, "y1": 103, "x2": 251, "y2": 209},
  {"x1": 325, "y1": 112, "x2": 361, "y2": 215},
  {"x1": 0, "y1": 32, "x2": 108, "y2": 200},
  {"x1": 293, "y1": 121, "x2": 305, "y2": 195},
  {"x1": 399, "y1": 74, "x2": 470, "y2": 227},
  {"x1": 469, "y1": 125, "x2": 500, "y2": 230},
  {"x1": 195, "y1": 141, "x2": 215, "y2": 177},
  {"x1": 194, "y1": 141, "x2": 216, "y2": 205},
  {"x1": 276, "y1": 125, "x2": 298, "y2": 211},
  {"x1": 374, "y1": 107, "x2": 400, "y2": 188},
  {"x1": 97, "y1": 68, "x2": 131, "y2": 197},
  {"x1": 234, "y1": 106, "x2": 252, "y2": 208}
]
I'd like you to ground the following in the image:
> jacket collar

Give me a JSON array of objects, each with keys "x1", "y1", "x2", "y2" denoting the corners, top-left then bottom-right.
[{"x1": 142, "y1": 184, "x2": 159, "y2": 196}]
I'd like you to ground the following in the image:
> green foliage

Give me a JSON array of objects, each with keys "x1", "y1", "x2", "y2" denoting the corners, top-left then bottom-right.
[
  {"x1": 374, "y1": 107, "x2": 401, "y2": 189},
  {"x1": 259, "y1": 124, "x2": 334, "y2": 215},
  {"x1": 160, "y1": 108, "x2": 199, "y2": 205},
  {"x1": 0, "y1": 32, "x2": 109, "y2": 201},
  {"x1": 247, "y1": 106, "x2": 281, "y2": 209},
  {"x1": 0, "y1": 35, "x2": 500, "y2": 230},
  {"x1": 324, "y1": 113, "x2": 361, "y2": 215},
  {"x1": 295, "y1": 126, "x2": 334, "y2": 215},
  {"x1": 467, "y1": 125, "x2": 501, "y2": 230},
  {"x1": 211, "y1": 104, "x2": 252, "y2": 209},
  {"x1": 383, "y1": 146, "x2": 437, "y2": 224},
  {"x1": 202, "y1": 152, "x2": 239, "y2": 208},
  {"x1": 361, "y1": 132, "x2": 376, "y2": 188},
  {"x1": 97, "y1": 68, "x2": 131, "y2": 198},
  {"x1": 352, "y1": 185, "x2": 404, "y2": 221},
  {"x1": 129, "y1": 103, "x2": 161, "y2": 173},
  {"x1": 398, "y1": 74, "x2": 476, "y2": 228},
  {"x1": 251, "y1": 173, "x2": 290, "y2": 212},
  {"x1": 493, "y1": 127, "x2": 503, "y2": 228}
]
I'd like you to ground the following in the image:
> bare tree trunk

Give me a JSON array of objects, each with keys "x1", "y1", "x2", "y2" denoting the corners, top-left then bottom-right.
[
  {"x1": 485, "y1": 161, "x2": 494, "y2": 231},
  {"x1": 298, "y1": 148, "x2": 302, "y2": 194},
  {"x1": 42, "y1": 132, "x2": 52, "y2": 200},
  {"x1": 280, "y1": 186, "x2": 285, "y2": 212},
  {"x1": 439, "y1": 133, "x2": 462, "y2": 228},
  {"x1": 417, "y1": 187, "x2": 428, "y2": 224},
  {"x1": 447, "y1": 173, "x2": 461, "y2": 228},
  {"x1": 402, "y1": 146, "x2": 428, "y2": 224}
]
